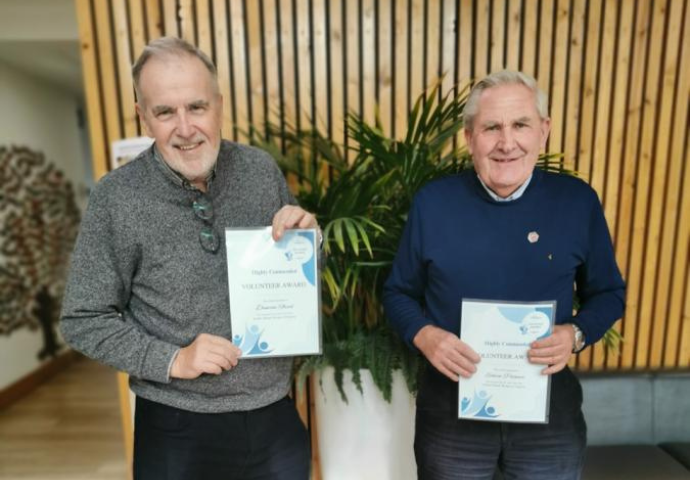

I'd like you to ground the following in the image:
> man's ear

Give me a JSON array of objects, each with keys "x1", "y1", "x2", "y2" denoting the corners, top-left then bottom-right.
[
  {"x1": 464, "y1": 128, "x2": 473, "y2": 155},
  {"x1": 540, "y1": 117, "x2": 551, "y2": 150},
  {"x1": 135, "y1": 103, "x2": 152, "y2": 137}
]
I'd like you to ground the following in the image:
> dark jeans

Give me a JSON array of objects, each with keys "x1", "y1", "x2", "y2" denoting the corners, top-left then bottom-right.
[
  {"x1": 133, "y1": 396, "x2": 310, "y2": 480},
  {"x1": 415, "y1": 366, "x2": 587, "y2": 480}
]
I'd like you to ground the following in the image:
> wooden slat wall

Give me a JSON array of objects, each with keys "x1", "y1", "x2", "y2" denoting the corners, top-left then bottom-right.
[
  {"x1": 75, "y1": 0, "x2": 690, "y2": 367},
  {"x1": 74, "y1": 0, "x2": 689, "y2": 475},
  {"x1": 76, "y1": 0, "x2": 689, "y2": 372}
]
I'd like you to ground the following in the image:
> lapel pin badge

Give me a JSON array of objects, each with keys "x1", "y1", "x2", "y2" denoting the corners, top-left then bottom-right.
[{"x1": 527, "y1": 231, "x2": 539, "y2": 243}]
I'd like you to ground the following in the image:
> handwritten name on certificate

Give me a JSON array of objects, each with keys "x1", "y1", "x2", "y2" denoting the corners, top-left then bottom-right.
[
  {"x1": 225, "y1": 227, "x2": 322, "y2": 358},
  {"x1": 458, "y1": 299, "x2": 556, "y2": 423}
]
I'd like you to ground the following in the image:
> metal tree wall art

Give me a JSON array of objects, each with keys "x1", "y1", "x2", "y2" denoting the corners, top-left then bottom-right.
[{"x1": 0, "y1": 146, "x2": 81, "y2": 359}]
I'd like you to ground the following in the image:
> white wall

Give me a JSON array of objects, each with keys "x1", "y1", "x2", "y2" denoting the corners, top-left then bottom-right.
[
  {"x1": 0, "y1": 0, "x2": 78, "y2": 41},
  {"x1": 0, "y1": 60, "x2": 88, "y2": 389}
]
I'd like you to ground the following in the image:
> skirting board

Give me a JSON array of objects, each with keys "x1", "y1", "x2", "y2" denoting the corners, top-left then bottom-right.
[{"x1": 0, "y1": 349, "x2": 80, "y2": 410}]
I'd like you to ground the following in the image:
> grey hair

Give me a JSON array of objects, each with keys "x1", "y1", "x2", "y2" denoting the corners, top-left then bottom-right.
[
  {"x1": 132, "y1": 36, "x2": 218, "y2": 103},
  {"x1": 463, "y1": 70, "x2": 549, "y2": 131}
]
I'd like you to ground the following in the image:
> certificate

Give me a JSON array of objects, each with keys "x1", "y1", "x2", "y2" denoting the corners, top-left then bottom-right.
[
  {"x1": 458, "y1": 299, "x2": 555, "y2": 423},
  {"x1": 225, "y1": 227, "x2": 322, "y2": 358}
]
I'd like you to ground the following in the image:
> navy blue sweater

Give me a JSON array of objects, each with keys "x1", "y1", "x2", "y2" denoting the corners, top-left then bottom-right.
[{"x1": 383, "y1": 168, "x2": 625, "y2": 351}]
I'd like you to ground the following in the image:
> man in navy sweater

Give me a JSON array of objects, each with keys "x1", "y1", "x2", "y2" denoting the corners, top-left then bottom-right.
[{"x1": 383, "y1": 70, "x2": 625, "y2": 480}]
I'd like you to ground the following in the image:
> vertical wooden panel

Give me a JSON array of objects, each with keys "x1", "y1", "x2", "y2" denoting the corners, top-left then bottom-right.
[
  {"x1": 490, "y1": 0, "x2": 505, "y2": 71},
  {"x1": 116, "y1": 372, "x2": 134, "y2": 472},
  {"x1": 295, "y1": 0, "x2": 313, "y2": 131},
  {"x1": 474, "y1": 0, "x2": 489, "y2": 79},
  {"x1": 213, "y1": 0, "x2": 234, "y2": 139},
  {"x1": 520, "y1": 0, "x2": 538, "y2": 76},
  {"x1": 547, "y1": 0, "x2": 569, "y2": 156},
  {"x1": 682, "y1": 266, "x2": 690, "y2": 366},
  {"x1": 572, "y1": 0, "x2": 603, "y2": 370},
  {"x1": 112, "y1": 0, "x2": 138, "y2": 138},
  {"x1": 426, "y1": 0, "x2": 441, "y2": 90},
  {"x1": 647, "y1": 0, "x2": 685, "y2": 368},
  {"x1": 602, "y1": 0, "x2": 634, "y2": 240},
  {"x1": 312, "y1": 0, "x2": 329, "y2": 132},
  {"x1": 505, "y1": 0, "x2": 521, "y2": 70},
  {"x1": 263, "y1": 0, "x2": 282, "y2": 134},
  {"x1": 409, "y1": 0, "x2": 425, "y2": 101},
  {"x1": 229, "y1": 0, "x2": 249, "y2": 139},
  {"x1": 562, "y1": 0, "x2": 586, "y2": 172},
  {"x1": 196, "y1": 0, "x2": 213, "y2": 57},
  {"x1": 394, "y1": 0, "x2": 409, "y2": 139},
  {"x1": 664, "y1": 1, "x2": 690, "y2": 368},
  {"x1": 590, "y1": 0, "x2": 616, "y2": 201},
  {"x1": 329, "y1": 0, "x2": 346, "y2": 144},
  {"x1": 246, "y1": 0, "x2": 265, "y2": 136},
  {"x1": 603, "y1": 0, "x2": 635, "y2": 370},
  {"x1": 362, "y1": 0, "x2": 376, "y2": 124},
  {"x1": 75, "y1": 0, "x2": 108, "y2": 180},
  {"x1": 128, "y1": 0, "x2": 145, "y2": 135},
  {"x1": 144, "y1": 0, "x2": 163, "y2": 40},
  {"x1": 312, "y1": 0, "x2": 329, "y2": 185},
  {"x1": 162, "y1": 0, "x2": 179, "y2": 36},
  {"x1": 129, "y1": 0, "x2": 147, "y2": 62},
  {"x1": 440, "y1": 0, "x2": 457, "y2": 96},
  {"x1": 536, "y1": 0, "x2": 553, "y2": 98},
  {"x1": 343, "y1": 0, "x2": 359, "y2": 162},
  {"x1": 456, "y1": 0, "x2": 473, "y2": 85},
  {"x1": 629, "y1": 0, "x2": 669, "y2": 368},
  {"x1": 179, "y1": 0, "x2": 196, "y2": 43},
  {"x1": 93, "y1": 0, "x2": 122, "y2": 156},
  {"x1": 455, "y1": 0, "x2": 472, "y2": 151},
  {"x1": 345, "y1": 0, "x2": 361, "y2": 137},
  {"x1": 279, "y1": 0, "x2": 297, "y2": 130},
  {"x1": 617, "y1": 0, "x2": 651, "y2": 369},
  {"x1": 576, "y1": 0, "x2": 602, "y2": 181},
  {"x1": 589, "y1": 0, "x2": 618, "y2": 370},
  {"x1": 378, "y1": 0, "x2": 394, "y2": 134},
  {"x1": 439, "y1": 0, "x2": 456, "y2": 156}
]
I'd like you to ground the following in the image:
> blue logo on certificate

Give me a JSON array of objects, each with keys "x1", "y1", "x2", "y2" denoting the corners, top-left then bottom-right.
[{"x1": 460, "y1": 389, "x2": 500, "y2": 419}]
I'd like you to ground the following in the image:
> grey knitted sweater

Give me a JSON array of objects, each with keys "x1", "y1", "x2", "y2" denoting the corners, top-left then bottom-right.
[{"x1": 60, "y1": 140, "x2": 298, "y2": 413}]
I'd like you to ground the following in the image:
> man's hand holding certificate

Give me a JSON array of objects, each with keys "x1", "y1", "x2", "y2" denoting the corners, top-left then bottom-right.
[
  {"x1": 458, "y1": 299, "x2": 556, "y2": 424},
  {"x1": 225, "y1": 227, "x2": 322, "y2": 358}
]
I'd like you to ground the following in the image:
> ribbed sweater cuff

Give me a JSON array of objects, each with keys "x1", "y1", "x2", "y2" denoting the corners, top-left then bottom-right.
[{"x1": 141, "y1": 339, "x2": 181, "y2": 383}]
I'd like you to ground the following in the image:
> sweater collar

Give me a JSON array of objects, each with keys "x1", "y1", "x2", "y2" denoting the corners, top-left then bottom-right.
[
  {"x1": 152, "y1": 144, "x2": 217, "y2": 192},
  {"x1": 476, "y1": 173, "x2": 533, "y2": 202},
  {"x1": 471, "y1": 168, "x2": 542, "y2": 204}
]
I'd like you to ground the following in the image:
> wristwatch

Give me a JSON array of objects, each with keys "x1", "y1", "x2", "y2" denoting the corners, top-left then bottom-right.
[{"x1": 570, "y1": 324, "x2": 586, "y2": 353}]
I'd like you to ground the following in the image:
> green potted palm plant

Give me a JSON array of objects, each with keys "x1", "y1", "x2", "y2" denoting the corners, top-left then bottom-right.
[
  {"x1": 253, "y1": 82, "x2": 475, "y2": 480},
  {"x1": 255, "y1": 82, "x2": 474, "y2": 401}
]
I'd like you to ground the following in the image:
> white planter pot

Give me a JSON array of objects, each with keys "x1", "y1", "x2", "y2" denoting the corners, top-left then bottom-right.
[{"x1": 314, "y1": 367, "x2": 417, "y2": 480}]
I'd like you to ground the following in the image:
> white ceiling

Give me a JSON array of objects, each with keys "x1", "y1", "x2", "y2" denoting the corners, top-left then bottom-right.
[{"x1": 0, "y1": 0, "x2": 82, "y2": 97}]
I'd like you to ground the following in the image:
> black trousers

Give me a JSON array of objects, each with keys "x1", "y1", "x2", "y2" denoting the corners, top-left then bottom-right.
[{"x1": 133, "y1": 396, "x2": 310, "y2": 480}]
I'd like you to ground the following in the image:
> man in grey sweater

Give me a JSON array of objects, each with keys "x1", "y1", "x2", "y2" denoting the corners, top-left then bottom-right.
[{"x1": 60, "y1": 37, "x2": 317, "y2": 479}]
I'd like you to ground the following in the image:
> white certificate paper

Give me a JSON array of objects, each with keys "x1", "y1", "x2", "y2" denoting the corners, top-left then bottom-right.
[
  {"x1": 458, "y1": 299, "x2": 556, "y2": 423},
  {"x1": 225, "y1": 227, "x2": 321, "y2": 358}
]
